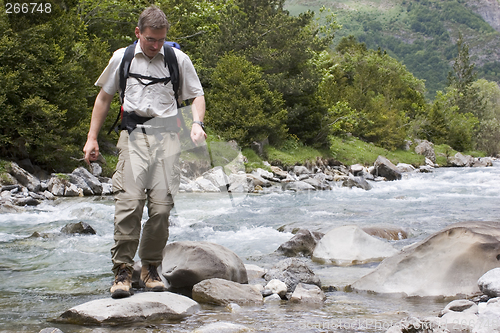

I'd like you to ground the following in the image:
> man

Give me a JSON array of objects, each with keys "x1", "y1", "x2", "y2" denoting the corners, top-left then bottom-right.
[{"x1": 83, "y1": 5, "x2": 206, "y2": 299}]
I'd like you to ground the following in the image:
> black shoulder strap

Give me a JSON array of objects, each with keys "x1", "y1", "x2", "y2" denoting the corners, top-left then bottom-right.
[
  {"x1": 163, "y1": 44, "x2": 180, "y2": 105},
  {"x1": 119, "y1": 44, "x2": 136, "y2": 104}
]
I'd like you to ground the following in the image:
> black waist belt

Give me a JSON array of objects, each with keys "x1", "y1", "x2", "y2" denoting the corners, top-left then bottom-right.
[{"x1": 121, "y1": 111, "x2": 180, "y2": 134}]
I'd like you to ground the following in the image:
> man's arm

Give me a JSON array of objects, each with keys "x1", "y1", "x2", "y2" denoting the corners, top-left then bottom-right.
[
  {"x1": 83, "y1": 88, "x2": 114, "y2": 164},
  {"x1": 190, "y1": 95, "x2": 207, "y2": 145}
]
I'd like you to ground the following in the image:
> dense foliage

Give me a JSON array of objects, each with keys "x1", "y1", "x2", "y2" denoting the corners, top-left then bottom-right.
[
  {"x1": 1, "y1": 0, "x2": 499, "y2": 172},
  {"x1": 291, "y1": 0, "x2": 500, "y2": 99}
]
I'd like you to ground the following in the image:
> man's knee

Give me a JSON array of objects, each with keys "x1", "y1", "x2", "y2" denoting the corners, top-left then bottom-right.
[{"x1": 148, "y1": 201, "x2": 174, "y2": 220}]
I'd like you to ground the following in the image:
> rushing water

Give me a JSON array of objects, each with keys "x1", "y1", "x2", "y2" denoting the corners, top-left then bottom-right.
[{"x1": 1, "y1": 164, "x2": 500, "y2": 332}]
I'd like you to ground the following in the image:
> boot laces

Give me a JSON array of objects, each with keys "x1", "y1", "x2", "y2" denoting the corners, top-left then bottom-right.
[
  {"x1": 115, "y1": 266, "x2": 130, "y2": 283},
  {"x1": 146, "y1": 265, "x2": 161, "y2": 282}
]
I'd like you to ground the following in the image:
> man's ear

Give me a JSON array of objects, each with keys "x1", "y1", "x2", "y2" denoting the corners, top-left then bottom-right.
[{"x1": 135, "y1": 27, "x2": 141, "y2": 39}]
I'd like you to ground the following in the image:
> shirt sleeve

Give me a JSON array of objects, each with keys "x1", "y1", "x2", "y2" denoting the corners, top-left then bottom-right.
[
  {"x1": 94, "y1": 48, "x2": 126, "y2": 96},
  {"x1": 175, "y1": 49, "x2": 204, "y2": 101}
]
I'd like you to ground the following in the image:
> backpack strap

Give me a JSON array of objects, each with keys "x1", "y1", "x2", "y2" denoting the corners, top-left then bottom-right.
[
  {"x1": 163, "y1": 44, "x2": 180, "y2": 106},
  {"x1": 119, "y1": 44, "x2": 136, "y2": 104}
]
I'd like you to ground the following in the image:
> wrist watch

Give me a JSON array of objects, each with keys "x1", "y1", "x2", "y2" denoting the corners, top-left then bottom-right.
[{"x1": 193, "y1": 120, "x2": 205, "y2": 130}]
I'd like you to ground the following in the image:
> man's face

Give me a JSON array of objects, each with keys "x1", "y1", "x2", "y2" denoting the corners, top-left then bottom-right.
[{"x1": 135, "y1": 26, "x2": 167, "y2": 59}]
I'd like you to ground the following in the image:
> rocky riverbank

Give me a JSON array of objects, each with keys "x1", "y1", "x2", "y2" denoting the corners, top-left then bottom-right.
[{"x1": 0, "y1": 140, "x2": 495, "y2": 212}]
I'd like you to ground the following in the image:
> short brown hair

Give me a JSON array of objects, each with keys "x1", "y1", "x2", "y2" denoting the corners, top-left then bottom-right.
[{"x1": 138, "y1": 6, "x2": 170, "y2": 32}]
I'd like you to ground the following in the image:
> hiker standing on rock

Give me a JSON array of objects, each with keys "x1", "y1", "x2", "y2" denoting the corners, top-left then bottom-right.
[{"x1": 83, "y1": 5, "x2": 206, "y2": 298}]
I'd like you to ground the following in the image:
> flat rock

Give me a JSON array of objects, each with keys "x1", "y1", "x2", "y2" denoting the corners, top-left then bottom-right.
[
  {"x1": 351, "y1": 221, "x2": 500, "y2": 297},
  {"x1": 57, "y1": 292, "x2": 200, "y2": 325},
  {"x1": 192, "y1": 278, "x2": 263, "y2": 306}
]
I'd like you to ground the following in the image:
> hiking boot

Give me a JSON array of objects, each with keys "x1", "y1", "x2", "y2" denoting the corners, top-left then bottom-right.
[
  {"x1": 110, "y1": 264, "x2": 133, "y2": 299},
  {"x1": 140, "y1": 264, "x2": 165, "y2": 292}
]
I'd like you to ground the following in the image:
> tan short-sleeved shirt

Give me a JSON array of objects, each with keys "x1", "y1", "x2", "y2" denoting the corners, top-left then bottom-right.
[{"x1": 95, "y1": 41, "x2": 204, "y2": 118}]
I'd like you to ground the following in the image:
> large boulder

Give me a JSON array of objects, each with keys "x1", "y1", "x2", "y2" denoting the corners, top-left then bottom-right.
[
  {"x1": 57, "y1": 292, "x2": 199, "y2": 325},
  {"x1": 192, "y1": 278, "x2": 263, "y2": 306},
  {"x1": 7, "y1": 162, "x2": 41, "y2": 192},
  {"x1": 312, "y1": 225, "x2": 398, "y2": 266},
  {"x1": 415, "y1": 140, "x2": 436, "y2": 163},
  {"x1": 372, "y1": 156, "x2": 402, "y2": 181},
  {"x1": 448, "y1": 152, "x2": 474, "y2": 167},
  {"x1": 351, "y1": 221, "x2": 500, "y2": 297},
  {"x1": 71, "y1": 167, "x2": 103, "y2": 195},
  {"x1": 162, "y1": 241, "x2": 248, "y2": 290}
]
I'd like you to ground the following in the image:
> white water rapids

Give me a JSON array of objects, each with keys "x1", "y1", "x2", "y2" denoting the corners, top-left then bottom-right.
[{"x1": 1, "y1": 163, "x2": 500, "y2": 332}]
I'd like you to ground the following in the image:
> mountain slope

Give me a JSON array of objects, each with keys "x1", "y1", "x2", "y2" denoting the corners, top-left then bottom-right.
[{"x1": 285, "y1": 0, "x2": 500, "y2": 98}]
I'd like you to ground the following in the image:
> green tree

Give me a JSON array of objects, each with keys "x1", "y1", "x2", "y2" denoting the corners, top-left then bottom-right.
[
  {"x1": 473, "y1": 79, "x2": 500, "y2": 155},
  {"x1": 447, "y1": 32, "x2": 485, "y2": 119},
  {"x1": 205, "y1": 53, "x2": 287, "y2": 146},
  {"x1": 320, "y1": 37, "x2": 427, "y2": 150},
  {"x1": 425, "y1": 89, "x2": 478, "y2": 151},
  {"x1": 198, "y1": 0, "x2": 339, "y2": 146},
  {"x1": 0, "y1": 0, "x2": 108, "y2": 171}
]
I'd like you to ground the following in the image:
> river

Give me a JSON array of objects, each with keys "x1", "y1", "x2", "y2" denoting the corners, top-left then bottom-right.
[{"x1": 1, "y1": 163, "x2": 500, "y2": 332}]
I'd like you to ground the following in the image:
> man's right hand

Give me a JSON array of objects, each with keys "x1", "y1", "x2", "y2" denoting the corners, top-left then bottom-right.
[{"x1": 83, "y1": 139, "x2": 99, "y2": 166}]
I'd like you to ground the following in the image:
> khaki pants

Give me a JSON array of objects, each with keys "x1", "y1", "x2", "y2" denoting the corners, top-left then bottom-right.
[{"x1": 110, "y1": 127, "x2": 180, "y2": 275}]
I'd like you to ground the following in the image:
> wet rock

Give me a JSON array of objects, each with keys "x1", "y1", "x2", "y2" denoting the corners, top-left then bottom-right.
[
  {"x1": 57, "y1": 292, "x2": 199, "y2": 325},
  {"x1": 342, "y1": 175, "x2": 372, "y2": 190},
  {"x1": 282, "y1": 180, "x2": 315, "y2": 191},
  {"x1": 71, "y1": 167, "x2": 103, "y2": 195},
  {"x1": 276, "y1": 229, "x2": 324, "y2": 257},
  {"x1": 352, "y1": 221, "x2": 500, "y2": 297},
  {"x1": 289, "y1": 283, "x2": 326, "y2": 304},
  {"x1": 264, "y1": 279, "x2": 287, "y2": 298},
  {"x1": 264, "y1": 258, "x2": 321, "y2": 293},
  {"x1": 312, "y1": 225, "x2": 398, "y2": 266},
  {"x1": 12, "y1": 196, "x2": 40, "y2": 206},
  {"x1": 372, "y1": 156, "x2": 402, "y2": 181},
  {"x1": 192, "y1": 278, "x2": 263, "y2": 306},
  {"x1": 68, "y1": 174, "x2": 94, "y2": 196},
  {"x1": 192, "y1": 322, "x2": 252, "y2": 333},
  {"x1": 478, "y1": 268, "x2": 500, "y2": 297},
  {"x1": 162, "y1": 241, "x2": 248, "y2": 290},
  {"x1": 449, "y1": 152, "x2": 473, "y2": 167},
  {"x1": 396, "y1": 163, "x2": 416, "y2": 173},
  {"x1": 362, "y1": 225, "x2": 408, "y2": 240},
  {"x1": 60, "y1": 222, "x2": 96, "y2": 235},
  {"x1": 439, "y1": 299, "x2": 477, "y2": 316},
  {"x1": 47, "y1": 176, "x2": 66, "y2": 196}
]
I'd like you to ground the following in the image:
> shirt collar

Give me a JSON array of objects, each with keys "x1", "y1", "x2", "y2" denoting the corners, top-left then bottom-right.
[{"x1": 134, "y1": 39, "x2": 165, "y2": 59}]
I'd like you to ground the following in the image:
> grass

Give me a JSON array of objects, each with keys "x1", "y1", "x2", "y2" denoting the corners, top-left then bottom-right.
[{"x1": 329, "y1": 136, "x2": 425, "y2": 166}]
